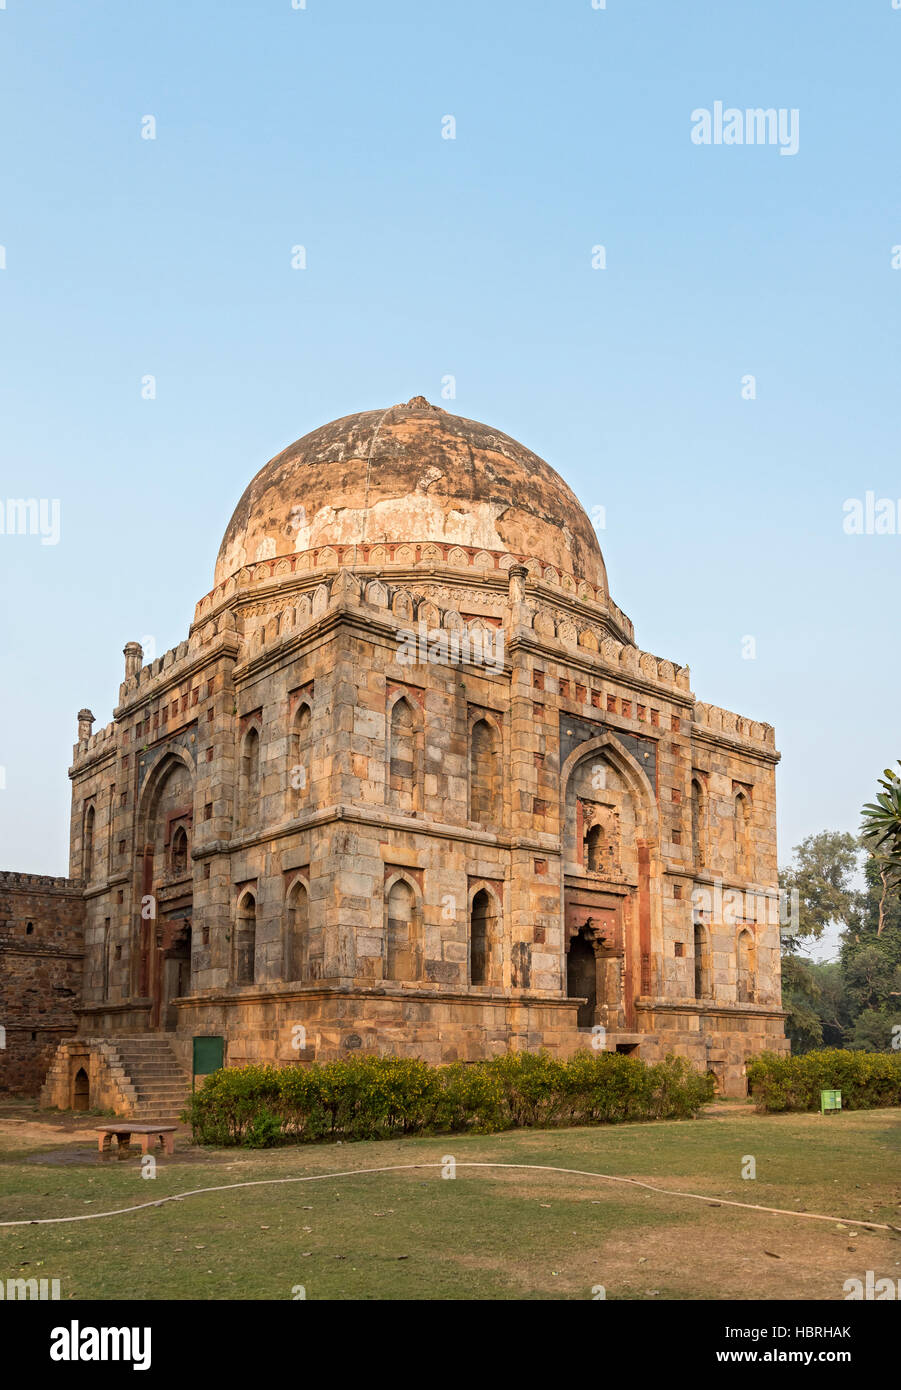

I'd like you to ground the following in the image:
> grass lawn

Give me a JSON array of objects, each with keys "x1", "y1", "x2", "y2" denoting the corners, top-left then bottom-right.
[{"x1": 1, "y1": 1098, "x2": 899, "y2": 1300}]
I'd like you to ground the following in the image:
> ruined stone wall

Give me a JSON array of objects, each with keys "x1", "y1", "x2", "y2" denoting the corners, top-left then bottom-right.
[{"x1": 0, "y1": 873, "x2": 84, "y2": 1094}]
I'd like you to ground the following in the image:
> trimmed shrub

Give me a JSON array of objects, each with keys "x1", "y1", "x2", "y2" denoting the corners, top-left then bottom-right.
[
  {"x1": 184, "y1": 1049, "x2": 714, "y2": 1147},
  {"x1": 747, "y1": 1048, "x2": 901, "y2": 1113},
  {"x1": 647, "y1": 1055, "x2": 716, "y2": 1120}
]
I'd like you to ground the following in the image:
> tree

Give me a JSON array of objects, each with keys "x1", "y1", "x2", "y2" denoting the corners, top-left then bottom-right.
[
  {"x1": 779, "y1": 953, "x2": 823, "y2": 1053},
  {"x1": 778, "y1": 831, "x2": 861, "y2": 941},
  {"x1": 780, "y1": 956, "x2": 851, "y2": 1054},
  {"x1": 847, "y1": 1008, "x2": 900, "y2": 1053},
  {"x1": 811, "y1": 961, "x2": 853, "y2": 1046},
  {"x1": 778, "y1": 831, "x2": 861, "y2": 1054},
  {"x1": 778, "y1": 818, "x2": 901, "y2": 1054},
  {"x1": 860, "y1": 761, "x2": 901, "y2": 935},
  {"x1": 838, "y1": 855, "x2": 901, "y2": 1051}
]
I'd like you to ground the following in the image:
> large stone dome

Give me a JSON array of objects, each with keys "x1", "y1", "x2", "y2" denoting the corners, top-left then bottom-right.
[{"x1": 214, "y1": 397, "x2": 608, "y2": 593}]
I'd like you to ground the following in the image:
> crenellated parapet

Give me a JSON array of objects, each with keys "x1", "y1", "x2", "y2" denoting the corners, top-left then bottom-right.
[
  {"x1": 525, "y1": 608, "x2": 691, "y2": 694},
  {"x1": 72, "y1": 720, "x2": 118, "y2": 763},
  {"x1": 693, "y1": 701, "x2": 777, "y2": 749},
  {"x1": 0, "y1": 870, "x2": 82, "y2": 893},
  {"x1": 114, "y1": 612, "x2": 241, "y2": 714}
]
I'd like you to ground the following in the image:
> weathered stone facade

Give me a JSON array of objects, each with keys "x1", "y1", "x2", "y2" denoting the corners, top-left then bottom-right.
[
  {"x1": 0, "y1": 873, "x2": 84, "y2": 1094},
  {"x1": 36, "y1": 397, "x2": 787, "y2": 1102}
]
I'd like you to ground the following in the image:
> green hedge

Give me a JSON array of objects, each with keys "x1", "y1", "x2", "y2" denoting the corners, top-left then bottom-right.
[
  {"x1": 747, "y1": 1048, "x2": 901, "y2": 1113},
  {"x1": 183, "y1": 1050, "x2": 715, "y2": 1147}
]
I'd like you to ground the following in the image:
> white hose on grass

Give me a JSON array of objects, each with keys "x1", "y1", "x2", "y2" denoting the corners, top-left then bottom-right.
[{"x1": 0, "y1": 1160, "x2": 895, "y2": 1232}]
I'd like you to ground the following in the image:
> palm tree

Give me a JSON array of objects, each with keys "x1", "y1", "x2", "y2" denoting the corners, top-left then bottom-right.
[{"x1": 860, "y1": 762, "x2": 901, "y2": 936}]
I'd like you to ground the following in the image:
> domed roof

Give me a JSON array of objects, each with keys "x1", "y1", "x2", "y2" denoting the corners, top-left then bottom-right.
[{"x1": 214, "y1": 397, "x2": 608, "y2": 593}]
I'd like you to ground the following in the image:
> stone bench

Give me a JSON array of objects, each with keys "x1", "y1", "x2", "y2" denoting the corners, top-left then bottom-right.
[{"x1": 96, "y1": 1124, "x2": 177, "y2": 1156}]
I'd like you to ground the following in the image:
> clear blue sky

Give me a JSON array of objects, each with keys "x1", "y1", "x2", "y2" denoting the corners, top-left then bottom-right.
[{"x1": 1, "y1": 1, "x2": 898, "y2": 947}]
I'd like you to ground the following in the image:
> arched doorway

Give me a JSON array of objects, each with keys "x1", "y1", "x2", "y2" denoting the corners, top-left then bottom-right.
[
  {"x1": 161, "y1": 918, "x2": 192, "y2": 1030},
  {"x1": 562, "y1": 738, "x2": 659, "y2": 1036},
  {"x1": 136, "y1": 752, "x2": 195, "y2": 1027},
  {"x1": 73, "y1": 1067, "x2": 89, "y2": 1111},
  {"x1": 567, "y1": 929, "x2": 597, "y2": 1028}
]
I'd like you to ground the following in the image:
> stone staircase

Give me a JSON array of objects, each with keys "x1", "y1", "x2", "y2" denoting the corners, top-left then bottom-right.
[
  {"x1": 40, "y1": 1034, "x2": 192, "y2": 1120},
  {"x1": 107, "y1": 1037, "x2": 191, "y2": 1122}
]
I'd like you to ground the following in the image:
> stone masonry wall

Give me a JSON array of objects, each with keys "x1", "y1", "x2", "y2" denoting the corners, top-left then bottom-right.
[{"x1": 0, "y1": 873, "x2": 85, "y2": 1094}]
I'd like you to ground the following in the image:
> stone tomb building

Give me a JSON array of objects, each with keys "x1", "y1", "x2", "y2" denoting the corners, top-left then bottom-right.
[{"x1": 38, "y1": 397, "x2": 787, "y2": 1108}]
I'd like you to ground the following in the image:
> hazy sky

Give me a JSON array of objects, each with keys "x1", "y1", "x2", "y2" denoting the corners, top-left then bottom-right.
[{"x1": 1, "y1": 1, "x2": 897, "y2": 957}]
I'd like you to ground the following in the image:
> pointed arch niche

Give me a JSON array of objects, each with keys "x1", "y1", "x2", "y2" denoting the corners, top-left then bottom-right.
[
  {"x1": 133, "y1": 748, "x2": 196, "y2": 1027},
  {"x1": 469, "y1": 883, "x2": 501, "y2": 987},
  {"x1": 384, "y1": 874, "x2": 422, "y2": 982},
  {"x1": 284, "y1": 876, "x2": 309, "y2": 981},
  {"x1": 234, "y1": 889, "x2": 257, "y2": 984},
  {"x1": 560, "y1": 735, "x2": 660, "y2": 1032},
  {"x1": 468, "y1": 713, "x2": 502, "y2": 827},
  {"x1": 239, "y1": 722, "x2": 261, "y2": 830},
  {"x1": 736, "y1": 927, "x2": 757, "y2": 1003},
  {"x1": 289, "y1": 701, "x2": 312, "y2": 808},
  {"x1": 387, "y1": 690, "x2": 423, "y2": 813}
]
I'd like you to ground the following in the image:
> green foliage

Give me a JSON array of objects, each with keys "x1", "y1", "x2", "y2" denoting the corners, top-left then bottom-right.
[
  {"x1": 747, "y1": 1048, "x2": 901, "y2": 1113},
  {"x1": 837, "y1": 854, "x2": 901, "y2": 1052},
  {"x1": 183, "y1": 1050, "x2": 715, "y2": 1147},
  {"x1": 860, "y1": 761, "x2": 901, "y2": 897},
  {"x1": 846, "y1": 1008, "x2": 901, "y2": 1054},
  {"x1": 779, "y1": 953, "x2": 825, "y2": 1053},
  {"x1": 781, "y1": 957, "x2": 851, "y2": 1054},
  {"x1": 779, "y1": 828, "x2": 901, "y2": 1054},
  {"x1": 244, "y1": 1107, "x2": 285, "y2": 1148},
  {"x1": 778, "y1": 830, "x2": 861, "y2": 942}
]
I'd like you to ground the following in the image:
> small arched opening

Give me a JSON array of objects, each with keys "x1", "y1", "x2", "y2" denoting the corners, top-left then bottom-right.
[
  {"x1": 83, "y1": 804, "x2": 95, "y2": 882},
  {"x1": 171, "y1": 825, "x2": 188, "y2": 875},
  {"x1": 734, "y1": 790, "x2": 751, "y2": 876},
  {"x1": 691, "y1": 778, "x2": 704, "y2": 866},
  {"x1": 73, "y1": 1067, "x2": 90, "y2": 1112},
  {"x1": 585, "y1": 823, "x2": 605, "y2": 873}
]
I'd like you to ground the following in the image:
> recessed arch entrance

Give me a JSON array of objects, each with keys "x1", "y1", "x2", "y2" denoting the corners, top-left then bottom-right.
[
  {"x1": 134, "y1": 749, "x2": 196, "y2": 1030},
  {"x1": 560, "y1": 734, "x2": 660, "y2": 1033}
]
